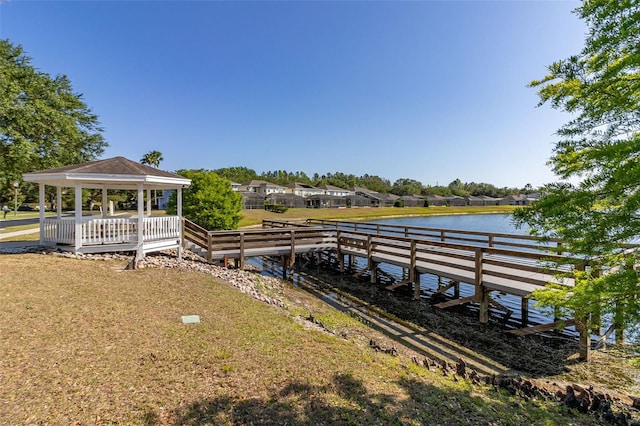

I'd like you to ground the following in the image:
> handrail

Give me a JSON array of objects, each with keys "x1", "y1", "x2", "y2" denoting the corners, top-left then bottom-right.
[{"x1": 298, "y1": 218, "x2": 564, "y2": 254}]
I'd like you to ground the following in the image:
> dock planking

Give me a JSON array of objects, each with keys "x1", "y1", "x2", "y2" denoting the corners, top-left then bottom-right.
[{"x1": 184, "y1": 218, "x2": 592, "y2": 359}]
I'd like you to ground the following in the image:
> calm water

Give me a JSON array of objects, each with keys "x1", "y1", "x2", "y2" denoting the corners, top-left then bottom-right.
[{"x1": 370, "y1": 213, "x2": 523, "y2": 234}]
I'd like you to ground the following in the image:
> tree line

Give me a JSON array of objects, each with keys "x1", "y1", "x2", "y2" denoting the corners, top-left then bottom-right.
[{"x1": 214, "y1": 167, "x2": 530, "y2": 198}]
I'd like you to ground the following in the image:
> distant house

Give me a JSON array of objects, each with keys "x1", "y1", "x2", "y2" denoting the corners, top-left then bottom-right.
[
  {"x1": 399, "y1": 194, "x2": 426, "y2": 207},
  {"x1": 425, "y1": 195, "x2": 448, "y2": 206},
  {"x1": 317, "y1": 184, "x2": 353, "y2": 197},
  {"x1": 466, "y1": 195, "x2": 502, "y2": 206},
  {"x1": 445, "y1": 196, "x2": 466, "y2": 207},
  {"x1": 352, "y1": 187, "x2": 396, "y2": 207},
  {"x1": 157, "y1": 190, "x2": 171, "y2": 210},
  {"x1": 465, "y1": 196, "x2": 483, "y2": 206},
  {"x1": 241, "y1": 191, "x2": 266, "y2": 209},
  {"x1": 479, "y1": 195, "x2": 502, "y2": 206},
  {"x1": 307, "y1": 194, "x2": 348, "y2": 208},
  {"x1": 266, "y1": 193, "x2": 306, "y2": 208},
  {"x1": 501, "y1": 195, "x2": 528, "y2": 205},
  {"x1": 241, "y1": 180, "x2": 286, "y2": 196},
  {"x1": 286, "y1": 182, "x2": 324, "y2": 198}
]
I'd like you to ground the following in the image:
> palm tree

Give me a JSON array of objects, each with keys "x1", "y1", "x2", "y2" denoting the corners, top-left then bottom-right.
[
  {"x1": 140, "y1": 151, "x2": 164, "y2": 207},
  {"x1": 140, "y1": 150, "x2": 164, "y2": 169}
]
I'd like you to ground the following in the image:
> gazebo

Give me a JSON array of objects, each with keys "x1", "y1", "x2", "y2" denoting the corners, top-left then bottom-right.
[{"x1": 22, "y1": 156, "x2": 191, "y2": 259}]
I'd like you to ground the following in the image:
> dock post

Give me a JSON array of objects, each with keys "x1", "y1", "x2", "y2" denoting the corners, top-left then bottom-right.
[
  {"x1": 281, "y1": 255, "x2": 288, "y2": 279},
  {"x1": 474, "y1": 248, "x2": 489, "y2": 324},
  {"x1": 521, "y1": 298, "x2": 529, "y2": 327},
  {"x1": 479, "y1": 289, "x2": 490, "y2": 324},
  {"x1": 337, "y1": 232, "x2": 344, "y2": 272},
  {"x1": 370, "y1": 262, "x2": 378, "y2": 284},
  {"x1": 239, "y1": 233, "x2": 245, "y2": 269},
  {"x1": 409, "y1": 240, "x2": 417, "y2": 299}
]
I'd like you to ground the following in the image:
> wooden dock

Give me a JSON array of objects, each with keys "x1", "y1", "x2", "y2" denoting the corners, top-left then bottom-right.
[{"x1": 183, "y1": 218, "x2": 591, "y2": 358}]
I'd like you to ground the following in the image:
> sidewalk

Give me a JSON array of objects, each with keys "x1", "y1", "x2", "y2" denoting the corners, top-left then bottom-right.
[
  {"x1": 0, "y1": 227, "x2": 39, "y2": 238},
  {"x1": 0, "y1": 227, "x2": 42, "y2": 250}
]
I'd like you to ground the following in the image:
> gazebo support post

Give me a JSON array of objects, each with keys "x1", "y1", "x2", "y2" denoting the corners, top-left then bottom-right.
[
  {"x1": 38, "y1": 183, "x2": 45, "y2": 244},
  {"x1": 137, "y1": 185, "x2": 144, "y2": 260},
  {"x1": 146, "y1": 189, "x2": 152, "y2": 216},
  {"x1": 74, "y1": 184, "x2": 83, "y2": 253},
  {"x1": 56, "y1": 187, "x2": 62, "y2": 219},
  {"x1": 101, "y1": 187, "x2": 108, "y2": 218},
  {"x1": 177, "y1": 187, "x2": 183, "y2": 260}
]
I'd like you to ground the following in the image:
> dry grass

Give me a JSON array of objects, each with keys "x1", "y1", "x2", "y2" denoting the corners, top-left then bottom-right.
[{"x1": 0, "y1": 253, "x2": 597, "y2": 425}]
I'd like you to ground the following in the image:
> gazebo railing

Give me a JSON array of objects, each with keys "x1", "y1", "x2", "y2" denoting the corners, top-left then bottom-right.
[{"x1": 42, "y1": 216, "x2": 180, "y2": 246}]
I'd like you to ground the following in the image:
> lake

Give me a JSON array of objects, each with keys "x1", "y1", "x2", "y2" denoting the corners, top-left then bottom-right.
[{"x1": 370, "y1": 213, "x2": 523, "y2": 234}]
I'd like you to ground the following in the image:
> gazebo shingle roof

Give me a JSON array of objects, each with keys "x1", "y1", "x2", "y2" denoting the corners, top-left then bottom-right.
[
  {"x1": 23, "y1": 156, "x2": 190, "y2": 189},
  {"x1": 29, "y1": 156, "x2": 183, "y2": 179}
]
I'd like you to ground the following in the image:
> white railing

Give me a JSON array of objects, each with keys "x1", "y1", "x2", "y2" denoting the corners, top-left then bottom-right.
[
  {"x1": 42, "y1": 216, "x2": 180, "y2": 246},
  {"x1": 142, "y1": 215, "x2": 181, "y2": 241},
  {"x1": 82, "y1": 217, "x2": 134, "y2": 245},
  {"x1": 43, "y1": 217, "x2": 75, "y2": 244}
]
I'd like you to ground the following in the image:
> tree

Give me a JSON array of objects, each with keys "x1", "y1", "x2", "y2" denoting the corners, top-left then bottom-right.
[
  {"x1": 168, "y1": 169, "x2": 243, "y2": 230},
  {"x1": 0, "y1": 40, "x2": 106, "y2": 203},
  {"x1": 140, "y1": 150, "x2": 164, "y2": 207},
  {"x1": 140, "y1": 150, "x2": 163, "y2": 168},
  {"x1": 513, "y1": 1, "x2": 640, "y2": 340},
  {"x1": 214, "y1": 166, "x2": 258, "y2": 184},
  {"x1": 391, "y1": 178, "x2": 424, "y2": 196}
]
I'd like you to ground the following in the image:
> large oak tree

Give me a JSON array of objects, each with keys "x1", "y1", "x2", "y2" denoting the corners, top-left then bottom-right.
[{"x1": 0, "y1": 40, "x2": 106, "y2": 201}]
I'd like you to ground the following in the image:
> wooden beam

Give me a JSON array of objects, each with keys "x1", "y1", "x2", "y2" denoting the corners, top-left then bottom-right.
[
  {"x1": 386, "y1": 278, "x2": 413, "y2": 291},
  {"x1": 488, "y1": 297, "x2": 511, "y2": 314},
  {"x1": 434, "y1": 295, "x2": 475, "y2": 310},
  {"x1": 507, "y1": 319, "x2": 576, "y2": 337},
  {"x1": 353, "y1": 266, "x2": 369, "y2": 278},
  {"x1": 435, "y1": 280, "x2": 459, "y2": 295}
]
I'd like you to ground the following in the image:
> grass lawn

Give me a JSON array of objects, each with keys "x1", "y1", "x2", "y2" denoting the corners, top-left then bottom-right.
[{"x1": 0, "y1": 253, "x2": 599, "y2": 425}]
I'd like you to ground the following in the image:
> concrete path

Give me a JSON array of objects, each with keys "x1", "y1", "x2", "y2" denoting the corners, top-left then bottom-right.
[{"x1": 0, "y1": 228, "x2": 39, "y2": 239}]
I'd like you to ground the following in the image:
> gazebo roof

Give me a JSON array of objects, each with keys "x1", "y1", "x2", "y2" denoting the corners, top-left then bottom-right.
[{"x1": 23, "y1": 156, "x2": 191, "y2": 189}]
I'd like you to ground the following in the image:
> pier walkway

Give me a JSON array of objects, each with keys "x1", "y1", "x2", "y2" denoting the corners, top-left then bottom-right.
[{"x1": 183, "y1": 218, "x2": 590, "y2": 358}]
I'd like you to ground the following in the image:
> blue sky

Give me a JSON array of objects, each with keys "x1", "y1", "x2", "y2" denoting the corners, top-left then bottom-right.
[{"x1": 0, "y1": 0, "x2": 585, "y2": 188}]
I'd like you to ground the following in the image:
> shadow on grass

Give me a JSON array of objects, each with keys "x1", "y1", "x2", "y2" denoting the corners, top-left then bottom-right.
[
  {"x1": 168, "y1": 372, "x2": 580, "y2": 426},
  {"x1": 293, "y1": 264, "x2": 582, "y2": 378}
]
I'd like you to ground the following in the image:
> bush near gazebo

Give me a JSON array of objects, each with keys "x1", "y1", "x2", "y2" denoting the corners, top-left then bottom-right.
[{"x1": 168, "y1": 169, "x2": 243, "y2": 230}]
